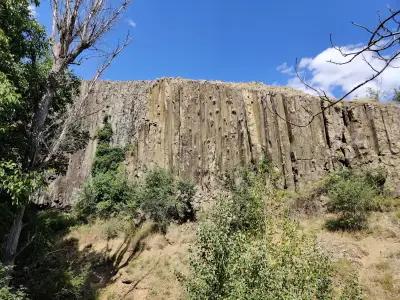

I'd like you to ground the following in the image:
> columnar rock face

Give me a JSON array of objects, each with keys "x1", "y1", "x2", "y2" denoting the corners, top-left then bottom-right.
[{"x1": 45, "y1": 78, "x2": 400, "y2": 206}]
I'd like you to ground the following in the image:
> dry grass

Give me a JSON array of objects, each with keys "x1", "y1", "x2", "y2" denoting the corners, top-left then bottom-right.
[
  {"x1": 99, "y1": 223, "x2": 195, "y2": 300},
  {"x1": 66, "y1": 219, "x2": 196, "y2": 300},
  {"x1": 299, "y1": 212, "x2": 400, "y2": 300},
  {"x1": 64, "y1": 186, "x2": 399, "y2": 300}
]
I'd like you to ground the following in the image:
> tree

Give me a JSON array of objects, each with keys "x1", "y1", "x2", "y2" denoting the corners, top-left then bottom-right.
[
  {"x1": 1, "y1": 0, "x2": 132, "y2": 266},
  {"x1": 0, "y1": 0, "x2": 50, "y2": 266},
  {"x1": 29, "y1": 0, "x2": 132, "y2": 168}
]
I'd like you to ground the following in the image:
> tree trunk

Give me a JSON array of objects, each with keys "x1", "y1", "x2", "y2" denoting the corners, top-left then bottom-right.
[
  {"x1": 29, "y1": 64, "x2": 62, "y2": 168},
  {"x1": 29, "y1": 85, "x2": 56, "y2": 167},
  {"x1": 3, "y1": 205, "x2": 26, "y2": 266}
]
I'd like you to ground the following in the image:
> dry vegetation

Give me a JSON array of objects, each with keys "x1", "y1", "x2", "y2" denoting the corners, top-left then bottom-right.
[
  {"x1": 65, "y1": 219, "x2": 195, "y2": 300},
  {"x1": 25, "y1": 166, "x2": 398, "y2": 300},
  {"x1": 294, "y1": 170, "x2": 400, "y2": 300}
]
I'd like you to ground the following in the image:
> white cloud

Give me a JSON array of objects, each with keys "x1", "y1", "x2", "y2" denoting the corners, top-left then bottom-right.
[
  {"x1": 276, "y1": 62, "x2": 294, "y2": 76},
  {"x1": 28, "y1": 4, "x2": 37, "y2": 17},
  {"x1": 127, "y1": 19, "x2": 137, "y2": 28},
  {"x1": 278, "y1": 45, "x2": 400, "y2": 100}
]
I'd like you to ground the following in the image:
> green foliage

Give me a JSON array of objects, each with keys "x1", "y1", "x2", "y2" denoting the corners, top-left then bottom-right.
[
  {"x1": 186, "y1": 165, "x2": 350, "y2": 300},
  {"x1": 325, "y1": 168, "x2": 386, "y2": 231},
  {"x1": 75, "y1": 171, "x2": 134, "y2": 220},
  {"x1": 0, "y1": 0, "x2": 80, "y2": 163},
  {"x1": 138, "y1": 169, "x2": 196, "y2": 231},
  {"x1": 76, "y1": 120, "x2": 196, "y2": 227},
  {"x1": 0, "y1": 72, "x2": 21, "y2": 135},
  {"x1": 339, "y1": 276, "x2": 364, "y2": 300},
  {"x1": 91, "y1": 121, "x2": 124, "y2": 176},
  {"x1": 91, "y1": 145, "x2": 125, "y2": 176},
  {"x1": 96, "y1": 121, "x2": 113, "y2": 144},
  {"x1": 0, "y1": 263, "x2": 27, "y2": 300},
  {"x1": 0, "y1": 0, "x2": 48, "y2": 162},
  {"x1": 75, "y1": 168, "x2": 197, "y2": 228},
  {"x1": 0, "y1": 161, "x2": 43, "y2": 206}
]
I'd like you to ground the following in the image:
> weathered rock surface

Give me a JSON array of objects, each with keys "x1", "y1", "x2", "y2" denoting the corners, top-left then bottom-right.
[{"x1": 45, "y1": 78, "x2": 400, "y2": 206}]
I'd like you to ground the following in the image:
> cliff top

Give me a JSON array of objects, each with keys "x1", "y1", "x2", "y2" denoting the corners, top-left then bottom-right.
[{"x1": 94, "y1": 77, "x2": 397, "y2": 106}]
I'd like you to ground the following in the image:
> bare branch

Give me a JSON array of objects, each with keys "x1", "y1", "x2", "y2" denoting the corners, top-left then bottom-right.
[
  {"x1": 30, "y1": 0, "x2": 132, "y2": 169},
  {"x1": 44, "y1": 33, "x2": 132, "y2": 164},
  {"x1": 284, "y1": 8, "x2": 400, "y2": 128}
]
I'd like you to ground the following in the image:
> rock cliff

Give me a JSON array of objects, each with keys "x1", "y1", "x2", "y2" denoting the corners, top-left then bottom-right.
[{"x1": 45, "y1": 78, "x2": 400, "y2": 206}]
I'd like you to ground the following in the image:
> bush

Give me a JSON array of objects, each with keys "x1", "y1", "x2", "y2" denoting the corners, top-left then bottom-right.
[
  {"x1": 75, "y1": 171, "x2": 135, "y2": 220},
  {"x1": 76, "y1": 118, "x2": 197, "y2": 226},
  {"x1": 325, "y1": 168, "x2": 386, "y2": 231},
  {"x1": 75, "y1": 168, "x2": 196, "y2": 228},
  {"x1": 96, "y1": 120, "x2": 113, "y2": 143},
  {"x1": 91, "y1": 119, "x2": 125, "y2": 176},
  {"x1": 0, "y1": 263, "x2": 27, "y2": 300},
  {"x1": 91, "y1": 145, "x2": 125, "y2": 176},
  {"x1": 136, "y1": 169, "x2": 196, "y2": 231},
  {"x1": 75, "y1": 118, "x2": 132, "y2": 220},
  {"x1": 186, "y1": 165, "x2": 353, "y2": 300}
]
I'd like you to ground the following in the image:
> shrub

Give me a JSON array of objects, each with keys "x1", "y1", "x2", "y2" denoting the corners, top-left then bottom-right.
[
  {"x1": 75, "y1": 167, "x2": 196, "y2": 228},
  {"x1": 325, "y1": 168, "x2": 386, "y2": 231},
  {"x1": 186, "y1": 165, "x2": 351, "y2": 300},
  {"x1": 339, "y1": 275, "x2": 364, "y2": 300},
  {"x1": 0, "y1": 263, "x2": 27, "y2": 300},
  {"x1": 96, "y1": 121, "x2": 113, "y2": 143},
  {"x1": 76, "y1": 117, "x2": 198, "y2": 227},
  {"x1": 138, "y1": 169, "x2": 196, "y2": 231},
  {"x1": 91, "y1": 145, "x2": 125, "y2": 176},
  {"x1": 88, "y1": 171, "x2": 132, "y2": 213},
  {"x1": 75, "y1": 118, "x2": 132, "y2": 220},
  {"x1": 75, "y1": 170, "x2": 137, "y2": 221},
  {"x1": 91, "y1": 119, "x2": 125, "y2": 177}
]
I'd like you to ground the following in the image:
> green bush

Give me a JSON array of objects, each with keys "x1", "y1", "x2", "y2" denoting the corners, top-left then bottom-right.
[
  {"x1": 76, "y1": 118, "x2": 197, "y2": 227},
  {"x1": 0, "y1": 263, "x2": 27, "y2": 300},
  {"x1": 91, "y1": 145, "x2": 125, "y2": 176},
  {"x1": 325, "y1": 168, "x2": 386, "y2": 231},
  {"x1": 96, "y1": 121, "x2": 113, "y2": 143},
  {"x1": 75, "y1": 118, "x2": 131, "y2": 220},
  {"x1": 75, "y1": 171, "x2": 135, "y2": 220},
  {"x1": 91, "y1": 119, "x2": 125, "y2": 177},
  {"x1": 138, "y1": 169, "x2": 196, "y2": 231},
  {"x1": 186, "y1": 165, "x2": 351, "y2": 300},
  {"x1": 75, "y1": 167, "x2": 196, "y2": 228}
]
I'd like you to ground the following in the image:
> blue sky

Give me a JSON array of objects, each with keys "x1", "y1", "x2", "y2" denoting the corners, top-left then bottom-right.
[{"x1": 36, "y1": 0, "x2": 400, "y2": 97}]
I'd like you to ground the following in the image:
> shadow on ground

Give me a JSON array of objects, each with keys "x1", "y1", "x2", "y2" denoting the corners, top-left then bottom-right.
[{"x1": 12, "y1": 210, "x2": 149, "y2": 300}]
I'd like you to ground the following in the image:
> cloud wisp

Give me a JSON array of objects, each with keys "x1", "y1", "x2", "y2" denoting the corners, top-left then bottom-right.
[
  {"x1": 127, "y1": 19, "x2": 137, "y2": 28},
  {"x1": 278, "y1": 45, "x2": 400, "y2": 100}
]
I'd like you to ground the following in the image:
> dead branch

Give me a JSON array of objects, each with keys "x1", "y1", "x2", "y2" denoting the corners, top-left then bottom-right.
[
  {"x1": 288, "y1": 8, "x2": 400, "y2": 128},
  {"x1": 44, "y1": 33, "x2": 132, "y2": 164}
]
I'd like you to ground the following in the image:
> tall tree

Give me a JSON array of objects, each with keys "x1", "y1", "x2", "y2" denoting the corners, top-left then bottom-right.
[
  {"x1": 1, "y1": 0, "x2": 131, "y2": 265},
  {"x1": 0, "y1": 0, "x2": 49, "y2": 266}
]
